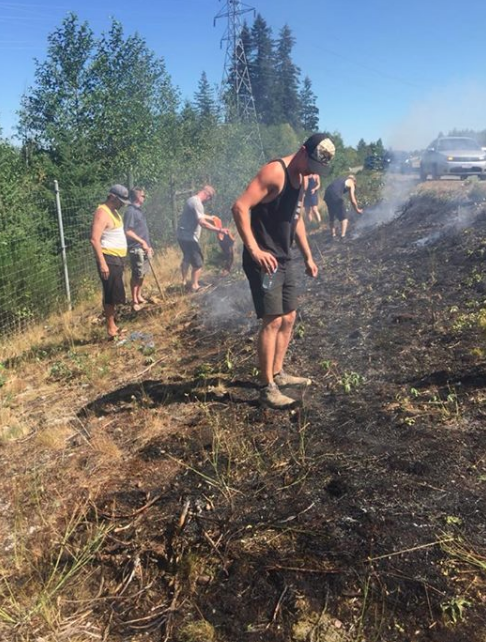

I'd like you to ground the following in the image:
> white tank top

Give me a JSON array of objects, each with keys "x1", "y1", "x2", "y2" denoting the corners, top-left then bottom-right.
[{"x1": 99, "y1": 204, "x2": 127, "y2": 257}]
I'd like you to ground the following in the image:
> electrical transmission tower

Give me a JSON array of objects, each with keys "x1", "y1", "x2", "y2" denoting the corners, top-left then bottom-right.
[{"x1": 214, "y1": 0, "x2": 265, "y2": 162}]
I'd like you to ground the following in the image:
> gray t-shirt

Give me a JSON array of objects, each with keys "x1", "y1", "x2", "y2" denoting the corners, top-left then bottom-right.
[{"x1": 177, "y1": 196, "x2": 205, "y2": 242}]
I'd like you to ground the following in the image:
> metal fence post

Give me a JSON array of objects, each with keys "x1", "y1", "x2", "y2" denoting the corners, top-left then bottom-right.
[{"x1": 54, "y1": 180, "x2": 72, "y2": 310}]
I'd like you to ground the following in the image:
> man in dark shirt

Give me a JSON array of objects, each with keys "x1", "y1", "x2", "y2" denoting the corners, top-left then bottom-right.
[
  {"x1": 124, "y1": 187, "x2": 152, "y2": 310},
  {"x1": 324, "y1": 175, "x2": 363, "y2": 239},
  {"x1": 232, "y1": 133, "x2": 335, "y2": 409}
]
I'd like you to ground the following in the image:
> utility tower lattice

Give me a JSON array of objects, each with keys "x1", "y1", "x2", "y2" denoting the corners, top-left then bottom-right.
[{"x1": 214, "y1": 0, "x2": 265, "y2": 162}]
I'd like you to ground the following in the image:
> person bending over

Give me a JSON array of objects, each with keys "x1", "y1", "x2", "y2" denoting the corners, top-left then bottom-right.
[
  {"x1": 324, "y1": 174, "x2": 363, "y2": 239},
  {"x1": 176, "y1": 186, "x2": 227, "y2": 292}
]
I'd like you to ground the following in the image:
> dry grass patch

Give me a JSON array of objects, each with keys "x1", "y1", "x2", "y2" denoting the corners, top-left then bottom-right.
[
  {"x1": 35, "y1": 423, "x2": 75, "y2": 451},
  {"x1": 179, "y1": 619, "x2": 216, "y2": 642},
  {"x1": 0, "y1": 244, "x2": 228, "y2": 640},
  {"x1": 0, "y1": 497, "x2": 111, "y2": 640},
  {"x1": 90, "y1": 433, "x2": 123, "y2": 460}
]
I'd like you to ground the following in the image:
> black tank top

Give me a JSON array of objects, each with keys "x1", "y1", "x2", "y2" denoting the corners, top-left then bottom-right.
[
  {"x1": 245, "y1": 159, "x2": 302, "y2": 262},
  {"x1": 325, "y1": 177, "x2": 349, "y2": 202}
]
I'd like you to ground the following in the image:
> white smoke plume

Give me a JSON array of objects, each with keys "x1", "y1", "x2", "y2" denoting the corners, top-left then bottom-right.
[
  {"x1": 353, "y1": 174, "x2": 419, "y2": 236},
  {"x1": 387, "y1": 80, "x2": 486, "y2": 152}
]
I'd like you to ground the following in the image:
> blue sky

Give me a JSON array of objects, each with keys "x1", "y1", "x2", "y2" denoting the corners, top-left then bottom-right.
[{"x1": 1, "y1": 0, "x2": 485, "y2": 149}]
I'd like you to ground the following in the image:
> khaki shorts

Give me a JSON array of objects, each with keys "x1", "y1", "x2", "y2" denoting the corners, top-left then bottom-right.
[{"x1": 129, "y1": 248, "x2": 150, "y2": 280}]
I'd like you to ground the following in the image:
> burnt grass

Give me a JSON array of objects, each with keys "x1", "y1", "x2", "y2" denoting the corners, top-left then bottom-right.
[{"x1": 28, "y1": 186, "x2": 486, "y2": 640}]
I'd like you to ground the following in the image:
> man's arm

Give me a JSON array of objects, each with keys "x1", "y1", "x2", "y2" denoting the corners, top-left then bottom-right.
[
  {"x1": 348, "y1": 182, "x2": 363, "y2": 214},
  {"x1": 313, "y1": 175, "x2": 321, "y2": 193},
  {"x1": 231, "y1": 162, "x2": 284, "y2": 273},
  {"x1": 295, "y1": 215, "x2": 318, "y2": 278},
  {"x1": 125, "y1": 229, "x2": 152, "y2": 253},
  {"x1": 124, "y1": 210, "x2": 152, "y2": 252},
  {"x1": 198, "y1": 214, "x2": 226, "y2": 234},
  {"x1": 90, "y1": 207, "x2": 110, "y2": 279}
]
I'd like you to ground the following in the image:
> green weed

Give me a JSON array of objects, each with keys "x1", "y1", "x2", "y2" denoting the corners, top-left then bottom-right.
[
  {"x1": 340, "y1": 371, "x2": 366, "y2": 394},
  {"x1": 295, "y1": 324, "x2": 306, "y2": 339},
  {"x1": 441, "y1": 597, "x2": 471, "y2": 624}
]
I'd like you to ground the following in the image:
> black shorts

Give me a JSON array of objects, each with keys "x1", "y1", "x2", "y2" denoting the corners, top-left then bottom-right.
[
  {"x1": 178, "y1": 239, "x2": 203, "y2": 269},
  {"x1": 98, "y1": 254, "x2": 126, "y2": 306},
  {"x1": 325, "y1": 198, "x2": 347, "y2": 223},
  {"x1": 243, "y1": 252, "x2": 298, "y2": 319}
]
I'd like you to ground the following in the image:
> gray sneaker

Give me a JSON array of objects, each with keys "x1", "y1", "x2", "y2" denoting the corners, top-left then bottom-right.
[
  {"x1": 259, "y1": 382, "x2": 297, "y2": 409},
  {"x1": 274, "y1": 370, "x2": 312, "y2": 388}
]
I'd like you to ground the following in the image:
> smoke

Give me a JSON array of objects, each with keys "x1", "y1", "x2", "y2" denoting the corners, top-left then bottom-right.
[
  {"x1": 200, "y1": 278, "x2": 256, "y2": 331},
  {"x1": 354, "y1": 79, "x2": 486, "y2": 237},
  {"x1": 387, "y1": 80, "x2": 486, "y2": 151},
  {"x1": 413, "y1": 202, "x2": 479, "y2": 247},
  {"x1": 353, "y1": 173, "x2": 419, "y2": 237}
]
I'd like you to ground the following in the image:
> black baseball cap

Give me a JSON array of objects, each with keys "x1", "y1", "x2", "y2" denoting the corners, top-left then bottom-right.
[{"x1": 303, "y1": 133, "x2": 336, "y2": 175}]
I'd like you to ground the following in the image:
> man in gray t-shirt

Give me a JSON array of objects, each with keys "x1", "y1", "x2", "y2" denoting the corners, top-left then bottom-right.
[{"x1": 176, "y1": 185, "x2": 227, "y2": 292}]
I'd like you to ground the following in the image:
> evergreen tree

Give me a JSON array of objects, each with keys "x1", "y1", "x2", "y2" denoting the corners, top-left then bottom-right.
[
  {"x1": 249, "y1": 14, "x2": 276, "y2": 125},
  {"x1": 356, "y1": 138, "x2": 367, "y2": 162},
  {"x1": 299, "y1": 76, "x2": 319, "y2": 132},
  {"x1": 240, "y1": 22, "x2": 253, "y2": 63},
  {"x1": 273, "y1": 25, "x2": 301, "y2": 127},
  {"x1": 375, "y1": 138, "x2": 385, "y2": 155},
  {"x1": 194, "y1": 71, "x2": 218, "y2": 124}
]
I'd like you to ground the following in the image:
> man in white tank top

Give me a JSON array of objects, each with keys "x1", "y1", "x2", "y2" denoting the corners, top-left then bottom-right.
[{"x1": 90, "y1": 185, "x2": 129, "y2": 339}]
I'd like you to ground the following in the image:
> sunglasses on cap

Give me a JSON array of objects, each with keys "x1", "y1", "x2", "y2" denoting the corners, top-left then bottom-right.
[{"x1": 310, "y1": 149, "x2": 333, "y2": 166}]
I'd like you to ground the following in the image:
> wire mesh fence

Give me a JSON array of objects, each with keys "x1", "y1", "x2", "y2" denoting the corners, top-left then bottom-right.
[
  {"x1": 0, "y1": 180, "x2": 196, "y2": 339},
  {"x1": 0, "y1": 183, "x2": 109, "y2": 338}
]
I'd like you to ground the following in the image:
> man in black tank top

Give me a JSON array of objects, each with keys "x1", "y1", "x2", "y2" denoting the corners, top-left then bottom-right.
[{"x1": 232, "y1": 133, "x2": 335, "y2": 409}]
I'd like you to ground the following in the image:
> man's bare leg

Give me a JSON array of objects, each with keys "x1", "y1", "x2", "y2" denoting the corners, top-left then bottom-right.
[
  {"x1": 258, "y1": 313, "x2": 298, "y2": 408},
  {"x1": 105, "y1": 303, "x2": 118, "y2": 337},
  {"x1": 273, "y1": 310, "x2": 296, "y2": 375},
  {"x1": 191, "y1": 267, "x2": 202, "y2": 290},
  {"x1": 341, "y1": 219, "x2": 349, "y2": 238},
  {"x1": 257, "y1": 314, "x2": 283, "y2": 385},
  {"x1": 181, "y1": 261, "x2": 190, "y2": 286},
  {"x1": 131, "y1": 277, "x2": 146, "y2": 306},
  {"x1": 131, "y1": 277, "x2": 140, "y2": 304}
]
